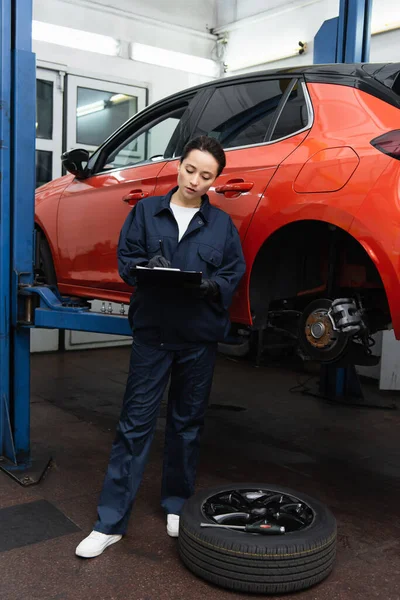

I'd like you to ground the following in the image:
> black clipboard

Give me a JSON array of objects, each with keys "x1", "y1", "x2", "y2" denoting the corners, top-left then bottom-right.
[{"x1": 132, "y1": 266, "x2": 202, "y2": 288}]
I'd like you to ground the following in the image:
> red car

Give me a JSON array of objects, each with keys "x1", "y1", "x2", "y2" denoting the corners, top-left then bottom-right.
[{"x1": 35, "y1": 63, "x2": 400, "y2": 364}]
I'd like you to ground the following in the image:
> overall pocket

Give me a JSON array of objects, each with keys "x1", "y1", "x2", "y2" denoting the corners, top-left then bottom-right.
[{"x1": 197, "y1": 245, "x2": 223, "y2": 277}]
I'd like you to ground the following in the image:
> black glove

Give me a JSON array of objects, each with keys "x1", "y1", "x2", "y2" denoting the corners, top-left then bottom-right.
[
  {"x1": 199, "y1": 279, "x2": 220, "y2": 299},
  {"x1": 147, "y1": 255, "x2": 171, "y2": 268}
]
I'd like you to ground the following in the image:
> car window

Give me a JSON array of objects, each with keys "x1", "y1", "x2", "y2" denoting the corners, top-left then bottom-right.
[
  {"x1": 271, "y1": 81, "x2": 308, "y2": 141},
  {"x1": 193, "y1": 79, "x2": 291, "y2": 149},
  {"x1": 102, "y1": 107, "x2": 187, "y2": 171}
]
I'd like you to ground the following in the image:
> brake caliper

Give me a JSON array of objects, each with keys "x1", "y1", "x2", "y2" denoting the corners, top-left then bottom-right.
[{"x1": 328, "y1": 298, "x2": 365, "y2": 336}]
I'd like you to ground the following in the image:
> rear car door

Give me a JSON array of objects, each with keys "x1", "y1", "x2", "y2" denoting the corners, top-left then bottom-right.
[
  {"x1": 57, "y1": 95, "x2": 196, "y2": 296},
  {"x1": 155, "y1": 77, "x2": 311, "y2": 241}
]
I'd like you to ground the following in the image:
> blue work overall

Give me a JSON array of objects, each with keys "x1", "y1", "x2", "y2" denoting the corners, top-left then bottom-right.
[{"x1": 94, "y1": 187, "x2": 246, "y2": 535}]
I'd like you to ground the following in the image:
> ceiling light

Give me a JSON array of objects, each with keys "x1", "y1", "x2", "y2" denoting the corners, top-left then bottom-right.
[
  {"x1": 225, "y1": 42, "x2": 307, "y2": 73},
  {"x1": 77, "y1": 100, "x2": 105, "y2": 117},
  {"x1": 130, "y1": 43, "x2": 218, "y2": 77},
  {"x1": 110, "y1": 94, "x2": 131, "y2": 104},
  {"x1": 32, "y1": 20, "x2": 120, "y2": 56},
  {"x1": 371, "y1": 20, "x2": 400, "y2": 35}
]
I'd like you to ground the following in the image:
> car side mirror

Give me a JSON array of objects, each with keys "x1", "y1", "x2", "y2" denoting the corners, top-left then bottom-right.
[{"x1": 61, "y1": 148, "x2": 90, "y2": 179}]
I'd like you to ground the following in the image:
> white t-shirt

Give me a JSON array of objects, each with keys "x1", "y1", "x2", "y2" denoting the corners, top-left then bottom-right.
[{"x1": 170, "y1": 202, "x2": 199, "y2": 242}]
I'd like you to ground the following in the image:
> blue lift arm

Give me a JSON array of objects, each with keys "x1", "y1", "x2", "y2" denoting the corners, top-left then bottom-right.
[{"x1": 20, "y1": 286, "x2": 132, "y2": 336}]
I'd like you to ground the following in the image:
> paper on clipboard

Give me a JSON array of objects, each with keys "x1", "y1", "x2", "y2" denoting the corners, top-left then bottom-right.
[
  {"x1": 132, "y1": 265, "x2": 202, "y2": 288},
  {"x1": 136, "y1": 265, "x2": 181, "y2": 272}
]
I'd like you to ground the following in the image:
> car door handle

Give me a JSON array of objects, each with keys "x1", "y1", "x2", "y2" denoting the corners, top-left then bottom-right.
[
  {"x1": 122, "y1": 190, "x2": 150, "y2": 205},
  {"x1": 215, "y1": 182, "x2": 254, "y2": 194}
]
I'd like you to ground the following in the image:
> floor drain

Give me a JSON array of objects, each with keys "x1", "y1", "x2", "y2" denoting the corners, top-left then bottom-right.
[{"x1": 208, "y1": 404, "x2": 246, "y2": 412}]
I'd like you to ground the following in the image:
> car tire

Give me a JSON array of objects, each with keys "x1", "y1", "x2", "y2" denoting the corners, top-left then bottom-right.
[
  {"x1": 179, "y1": 483, "x2": 337, "y2": 594},
  {"x1": 35, "y1": 231, "x2": 57, "y2": 286}
]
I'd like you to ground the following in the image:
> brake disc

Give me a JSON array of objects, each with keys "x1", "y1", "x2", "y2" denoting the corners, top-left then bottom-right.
[{"x1": 299, "y1": 298, "x2": 349, "y2": 362}]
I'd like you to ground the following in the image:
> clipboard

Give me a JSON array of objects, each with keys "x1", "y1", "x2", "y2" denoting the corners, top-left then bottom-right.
[{"x1": 132, "y1": 266, "x2": 202, "y2": 288}]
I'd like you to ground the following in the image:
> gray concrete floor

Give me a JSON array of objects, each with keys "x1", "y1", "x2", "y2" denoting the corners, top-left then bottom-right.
[{"x1": 0, "y1": 347, "x2": 399, "y2": 599}]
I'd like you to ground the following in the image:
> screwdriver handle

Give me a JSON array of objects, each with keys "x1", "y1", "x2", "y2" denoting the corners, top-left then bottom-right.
[{"x1": 245, "y1": 523, "x2": 285, "y2": 535}]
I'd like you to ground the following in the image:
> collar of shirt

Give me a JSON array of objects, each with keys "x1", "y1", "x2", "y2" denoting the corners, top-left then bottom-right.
[{"x1": 153, "y1": 186, "x2": 211, "y2": 223}]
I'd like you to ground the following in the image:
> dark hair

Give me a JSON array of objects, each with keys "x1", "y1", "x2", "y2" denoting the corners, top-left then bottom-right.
[{"x1": 180, "y1": 135, "x2": 226, "y2": 177}]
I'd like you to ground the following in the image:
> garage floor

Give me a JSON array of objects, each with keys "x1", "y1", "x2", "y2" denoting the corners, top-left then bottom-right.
[{"x1": 0, "y1": 347, "x2": 399, "y2": 600}]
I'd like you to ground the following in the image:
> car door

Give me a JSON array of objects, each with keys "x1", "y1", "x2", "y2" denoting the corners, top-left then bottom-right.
[
  {"x1": 57, "y1": 97, "x2": 196, "y2": 295},
  {"x1": 155, "y1": 78, "x2": 311, "y2": 241}
]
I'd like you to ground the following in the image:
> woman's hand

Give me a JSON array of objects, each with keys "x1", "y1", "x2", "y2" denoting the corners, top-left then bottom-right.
[
  {"x1": 199, "y1": 279, "x2": 220, "y2": 298},
  {"x1": 147, "y1": 255, "x2": 171, "y2": 268}
]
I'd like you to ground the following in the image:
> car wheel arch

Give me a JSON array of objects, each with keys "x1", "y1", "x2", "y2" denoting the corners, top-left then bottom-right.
[
  {"x1": 34, "y1": 223, "x2": 58, "y2": 285},
  {"x1": 247, "y1": 219, "x2": 390, "y2": 324}
]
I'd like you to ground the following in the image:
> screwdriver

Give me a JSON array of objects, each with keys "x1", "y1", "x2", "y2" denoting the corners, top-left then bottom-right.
[{"x1": 200, "y1": 520, "x2": 285, "y2": 535}]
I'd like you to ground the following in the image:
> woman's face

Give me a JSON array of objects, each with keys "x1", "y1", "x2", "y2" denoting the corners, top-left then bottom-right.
[{"x1": 177, "y1": 149, "x2": 219, "y2": 202}]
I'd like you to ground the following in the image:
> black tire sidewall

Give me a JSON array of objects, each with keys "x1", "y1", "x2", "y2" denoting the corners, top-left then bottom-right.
[
  {"x1": 180, "y1": 483, "x2": 336, "y2": 556},
  {"x1": 38, "y1": 235, "x2": 57, "y2": 285}
]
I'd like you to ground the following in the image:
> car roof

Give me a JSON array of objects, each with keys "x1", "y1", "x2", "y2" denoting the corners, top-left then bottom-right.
[
  {"x1": 143, "y1": 62, "x2": 400, "y2": 111},
  {"x1": 199, "y1": 62, "x2": 382, "y2": 85},
  {"x1": 220, "y1": 62, "x2": 398, "y2": 81}
]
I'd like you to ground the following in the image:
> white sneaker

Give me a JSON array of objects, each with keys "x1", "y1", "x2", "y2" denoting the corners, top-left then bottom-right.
[
  {"x1": 75, "y1": 531, "x2": 122, "y2": 558},
  {"x1": 167, "y1": 514, "x2": 180, "y2": 538}
]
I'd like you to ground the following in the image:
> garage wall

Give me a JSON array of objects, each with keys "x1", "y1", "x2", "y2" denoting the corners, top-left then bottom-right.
[
  {"x1": 33, "y1": 0, "x2": 218, "y2": 103},
  {"x1": 68, "y1": 0, "x2": 217, "y2": 32},
  {"x1": 216, "y1": 0, "x2": 400, "y2": 74}
]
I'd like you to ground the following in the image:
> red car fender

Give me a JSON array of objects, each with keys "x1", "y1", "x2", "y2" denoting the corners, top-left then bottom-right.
[
  {"x1": 348, "y1": 217, "x2": 400, "y2": 338},
  {"x1": 34, "y1": 175, "x2": 75, "y2": 276},
  {"x1": 347, "y1": 158, "x2": 400, "y2": 339}
]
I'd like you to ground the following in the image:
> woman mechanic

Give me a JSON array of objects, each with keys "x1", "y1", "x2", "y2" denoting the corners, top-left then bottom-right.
[{"x1": 76, "y1": 135, "x2": 246, "y2": 558}]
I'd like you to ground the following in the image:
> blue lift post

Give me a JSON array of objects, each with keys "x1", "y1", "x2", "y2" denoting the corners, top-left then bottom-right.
[
  {"x1": 11, "y1": 0, "x2": 37, "y2": 471},
  {"x1": 0, "y1": 0, "x2": 14, "y2": 467},
  {"x1": 0, "y1": 0, "x2": 131, "y2": 484},
  {"x1": 312, "y1": 0, "x2": 393, "y2": 408},
  {"x1": 0, "y1": 0, "x2": 52, "y2": 483},
  {"x1": 314, "y1": 0, "x2": 372, "y2": 64}
]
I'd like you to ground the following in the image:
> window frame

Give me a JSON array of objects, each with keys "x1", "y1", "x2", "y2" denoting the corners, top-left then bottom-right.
[
  {"x1": 267, "y1": 78, "x2": 311, "y2": 142},
  {"x1": 97, "y1": 105, "x2": 187, "y2": 173},
  {"x1": 190, "y1": 76, "x2": 313, "y2": 153},
  {"x1": 87, "y1": 89, "x2": 210, "y2": 177}
]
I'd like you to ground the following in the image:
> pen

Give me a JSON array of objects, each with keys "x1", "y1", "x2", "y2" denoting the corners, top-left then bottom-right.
[{"x1": 159, "y1": 239, "x2": 165, "y2": 257}]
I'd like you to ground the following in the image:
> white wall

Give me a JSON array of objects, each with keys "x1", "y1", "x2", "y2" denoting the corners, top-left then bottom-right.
[
  {"x1": 371, "y1": 29, "x2": 400, "y2": 63},
  {"x1": 33, "y1": 0, "x2": 218, "y2": 104},
  {"x1": 33, "y1": 40, "x2": 214, "y2": 106},
  {"x1": 66, "y1": 0, "x2": 217, "y2": 33},
  {"x1": 215, "y1": 0, "x2": 400, "y2": 75}
]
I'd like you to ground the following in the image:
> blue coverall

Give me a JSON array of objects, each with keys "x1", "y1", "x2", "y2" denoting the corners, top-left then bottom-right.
[{"x1": 94, "y1": 186, "x2": 246, "y2": 535}]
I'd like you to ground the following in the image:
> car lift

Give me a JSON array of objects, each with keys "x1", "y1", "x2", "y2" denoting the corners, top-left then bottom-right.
[{"x1": 0, "y1": 0, "x2": 386, "y2": 486}]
